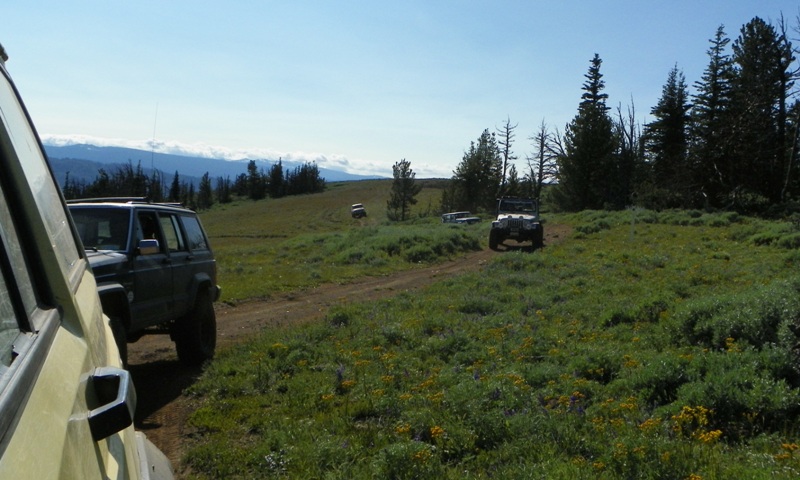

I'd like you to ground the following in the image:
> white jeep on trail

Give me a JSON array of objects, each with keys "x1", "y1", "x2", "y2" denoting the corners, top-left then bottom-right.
[{"x1": 488, "y1": 197, "x2": 544, "y2": 251}]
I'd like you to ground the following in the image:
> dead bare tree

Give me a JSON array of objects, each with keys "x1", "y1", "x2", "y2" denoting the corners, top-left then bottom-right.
[
  {"x1": 496, "y1": 117, "x2": 518, "y2": 196},
  {"x1": 526, "y1": 120, "x2": 560, "y2": 202}
]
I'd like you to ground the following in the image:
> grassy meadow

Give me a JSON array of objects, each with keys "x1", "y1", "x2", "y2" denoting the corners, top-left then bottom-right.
[
  {"x1": 202, "y1": 179, "x2": 456, "y2": 301},
  {"x1": 187, "y1": 186, "x2": 800, "y2": 479}
]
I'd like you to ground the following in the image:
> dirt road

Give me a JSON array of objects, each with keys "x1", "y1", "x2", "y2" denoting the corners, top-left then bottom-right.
[{"x1": 128, "y1": 224, "x2": 569, "y2": 476}]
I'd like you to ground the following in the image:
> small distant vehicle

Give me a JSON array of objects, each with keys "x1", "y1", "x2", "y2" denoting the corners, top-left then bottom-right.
[
  {"x1": 441, "y1": 211, "x2": 481, "y2": 224},
  {"x1": 351, "y1": 203, "x2": 367, "y2": 218}
]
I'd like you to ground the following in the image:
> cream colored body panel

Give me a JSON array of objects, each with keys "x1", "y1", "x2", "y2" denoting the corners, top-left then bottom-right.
[
  {"x1": 0, "y1": 42, "x2": 172, "y2": 479},
  {"x1": 0, "y1": 269, "x2": 140, "y2": 479}
]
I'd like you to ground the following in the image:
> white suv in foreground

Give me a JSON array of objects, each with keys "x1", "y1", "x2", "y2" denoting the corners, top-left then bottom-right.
[{"x1": 0, "y1": 44, "x2": 172, "y2": 478}]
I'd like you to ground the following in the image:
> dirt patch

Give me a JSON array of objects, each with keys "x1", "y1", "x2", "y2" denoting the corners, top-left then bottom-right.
[{"x1": 128, "y1": 223, "x2": 571, "y2": 477}]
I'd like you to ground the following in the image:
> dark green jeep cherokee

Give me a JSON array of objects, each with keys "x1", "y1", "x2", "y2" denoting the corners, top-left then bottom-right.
[{"x1": 68, "y1": 199, "x2": 220, "y2": 366}]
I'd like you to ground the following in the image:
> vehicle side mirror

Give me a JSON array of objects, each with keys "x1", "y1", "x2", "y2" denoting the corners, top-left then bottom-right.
[{"x1": 138, "y1": 239, "x2": 160, "y2": 255}]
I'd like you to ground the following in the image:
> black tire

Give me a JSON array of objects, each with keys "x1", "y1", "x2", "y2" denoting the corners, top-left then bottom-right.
[
  {"x1": 174, "y1": 288, "x2": 217, "y2": 366},
  {"x1": 534, "y1": 226, "x2": 545, "y2": 250},
  {"x1": 109, "y1": 316, "x2": 128, "y2": 368},
  {"x1": 489, "y1": 230, "x2": 500, "y2": 250}
]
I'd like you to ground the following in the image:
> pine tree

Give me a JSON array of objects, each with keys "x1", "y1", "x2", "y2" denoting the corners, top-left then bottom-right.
[
  {"x1": 581, "y1": 53, "x2": 609, "y2": 111},
  {"x1": 644, "y1": 66, "x2": 692, "y2": 207},
  {"x1": 729, "y1": 17, "x2": 795, "y2": 205},
  {"x1": 554, "y1": 54, "x2": 619, "y2": 210},
  {"x1": 246, "y1": 160, "x2": 266, "y2": 200},
  {"x1": 268, "y1": 159, "x2": 285, "y2": 198},
  {"x1": 169, "y1": 171, "x2": 181, "y2": 202},
  {"x1": 451, "y1": 129, "x2": 503, "y2": 212},
  {"x1": 386, "y1": 159, "x2": 422, "y2": 221},
  {"x1": 196, "y1": 172, "x2": 214, "y2": 210},
  {"x1": 690, "y1": 25, "x2": 735, "y2": 207},
  {"x1": 149, "y1": 170, "x2": 164, "y2": 202},
  {"x1": 505, "y1": 164, "x2": 521, "y2": 197},
  {"x1": 215, "y1": 176, "x2": 232, "y2": 204}
]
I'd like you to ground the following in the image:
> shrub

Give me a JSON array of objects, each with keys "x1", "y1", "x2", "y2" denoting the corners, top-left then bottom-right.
[
  {"x1": 673, "y1": 352, "x2": 800, "y2": 440},
  {"x1": 669, "y1": 278, "x2": 800, "y2": 352}
]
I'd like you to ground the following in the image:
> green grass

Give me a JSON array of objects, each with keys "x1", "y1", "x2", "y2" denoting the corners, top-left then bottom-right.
[
  {"x1": 185, "y1": 204, "x2": 800, "y2": 478},
  {"x1": 200, "y1": 179, "x2": 475, "y2": 301}
]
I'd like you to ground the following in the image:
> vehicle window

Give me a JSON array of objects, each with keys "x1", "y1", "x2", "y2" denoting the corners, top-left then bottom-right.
[
  {"x1": 182, "y1": 216, "x2": 208, "y2": 251},
  {"x1": 137, "y1": 211, "x2": 163, "y2": 250},
  {"x1": 0, "y1": 77, "x2": 80, "y2": 277},
  {"x1": 159, "y1": 214, "x2": 185, "y2": 252},
  {"x1": 0, "y1": 184, "x2": 40, "y2": 367},
  {"x1": 0, "y1": 267, "x2": 17, "y2": 368},
  {"x1": 70, "y1": 208, "x2": 130, "y2": 251}
]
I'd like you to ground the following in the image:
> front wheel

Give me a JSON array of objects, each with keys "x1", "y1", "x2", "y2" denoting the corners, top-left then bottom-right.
[
  {"x1": 534, "y1": 226, "x2": 544, "y2": 250},
  {"x1": 174, "y1": 288, "x2": 217, "y2": 366},
  {"x1": 489, "y1": 230, "x2": 500, "y2": 250}
]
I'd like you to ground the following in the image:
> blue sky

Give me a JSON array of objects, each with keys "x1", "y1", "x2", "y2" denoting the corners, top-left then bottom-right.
[{"x1": 4, "y1": 1, "x2": 799, "y2": 177}]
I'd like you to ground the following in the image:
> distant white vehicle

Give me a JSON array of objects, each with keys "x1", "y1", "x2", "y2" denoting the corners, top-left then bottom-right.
[
  {"x1": 351, "y1": 203, "x2": 367, "y2": 218},
  {"x1": 441, "y1": 211, "x2": 480, "y2": 224}
]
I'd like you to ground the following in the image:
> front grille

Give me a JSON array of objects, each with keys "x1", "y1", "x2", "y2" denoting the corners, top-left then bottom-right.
[{"x1": 509, "y1": 218, "x2": 525, "y2": 229}]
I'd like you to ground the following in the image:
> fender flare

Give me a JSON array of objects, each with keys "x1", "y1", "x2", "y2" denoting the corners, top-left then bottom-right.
[
  {"x1": 187, "y1": 273, "x2": 219, "y2": 307},
  {"x1": 96, "y1": 283, "x2": 132, "y2": 332}
]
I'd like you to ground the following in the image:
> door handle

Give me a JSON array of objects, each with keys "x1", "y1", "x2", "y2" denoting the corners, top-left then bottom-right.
[{"x1": 87, "y1": 367, "x2": 136, "y2": 441}]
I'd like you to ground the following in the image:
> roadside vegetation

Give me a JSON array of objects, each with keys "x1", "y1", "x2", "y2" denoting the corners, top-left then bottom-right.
[{"x1": 184, "y1": 208, "x2": 800, "y2": 479}]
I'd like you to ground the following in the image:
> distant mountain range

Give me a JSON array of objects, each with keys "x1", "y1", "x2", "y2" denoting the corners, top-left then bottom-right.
[{"x1": 44, "y1": 143, "x2": 385, "y2": 187}]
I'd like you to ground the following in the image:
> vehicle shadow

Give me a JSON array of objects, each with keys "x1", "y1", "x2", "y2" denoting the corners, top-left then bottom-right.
[
  {"x1": 493, "y1": 242, "x2": 544, "y2": 253},
  {"x1": 128, "y1": 359, "x2": 202, "y2": 430}
]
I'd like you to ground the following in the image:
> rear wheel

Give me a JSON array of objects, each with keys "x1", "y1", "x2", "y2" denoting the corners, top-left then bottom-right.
[{"x1": 174, "y1": 288, "x2": 217, "y2": 366}]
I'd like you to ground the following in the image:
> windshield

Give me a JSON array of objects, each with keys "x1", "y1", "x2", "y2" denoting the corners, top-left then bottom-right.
[
  {"x1": 69, "y1": 208, "x2": 131, "y2": 251},
  {"x1": 499, "y1": 200, "x2": 536, "y2": 214}
]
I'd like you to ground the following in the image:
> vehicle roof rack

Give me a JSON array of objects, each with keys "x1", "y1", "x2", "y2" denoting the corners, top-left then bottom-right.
[
  {"x1": 65, "y1": 197, "x2": 186, "y2": 208},
  {"x1": 66, "y1": 197, "x2": 146, "y2": 204}
]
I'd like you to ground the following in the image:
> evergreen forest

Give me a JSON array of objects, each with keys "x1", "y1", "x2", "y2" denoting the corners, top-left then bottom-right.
[{"x1": 446, "y1": 16, "x2": 800, "y2": 216}]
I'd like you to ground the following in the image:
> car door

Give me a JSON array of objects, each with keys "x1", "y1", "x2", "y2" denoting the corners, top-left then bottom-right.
[
  {"x1": 158, "y1": 211, "x2": 193, "y2": 315},
  {"x1": 131, "y1": 209, "x2": 174, "y2": 328},
  {"x1": 0, "y1": 60, "x2": 143, "y2": 478},
  {"x1": 172, "y1": 213, "x2": 215, "y2": 315}
]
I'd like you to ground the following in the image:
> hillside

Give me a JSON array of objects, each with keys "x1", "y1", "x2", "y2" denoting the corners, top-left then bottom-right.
[{"x1": 44, "y1": 143, "x2": 387, "y2": 186}]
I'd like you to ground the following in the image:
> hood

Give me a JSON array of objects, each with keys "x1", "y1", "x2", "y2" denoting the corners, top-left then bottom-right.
[
  {"x1": 497, "y1": 213, "x2": 538, "y2": 221},
  {"x1": 84, "y1": 249, "x2": 128, "y2": 269}
]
